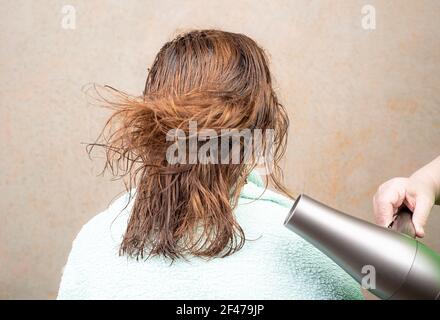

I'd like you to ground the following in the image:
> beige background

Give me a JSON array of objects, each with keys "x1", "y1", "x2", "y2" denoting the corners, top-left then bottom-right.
[{"x1": 1, "y1": 0, "x2": 439, "y2": 299}]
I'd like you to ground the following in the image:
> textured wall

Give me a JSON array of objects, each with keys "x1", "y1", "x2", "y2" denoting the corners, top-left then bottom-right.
[{"x1": 1, "y1": 0, "x2": 439, "y2": 299}]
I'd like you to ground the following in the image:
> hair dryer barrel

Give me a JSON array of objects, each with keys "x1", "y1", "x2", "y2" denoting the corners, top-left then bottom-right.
[{"x1": 284, "y1": 194, "x2": 440, "y2": 300}]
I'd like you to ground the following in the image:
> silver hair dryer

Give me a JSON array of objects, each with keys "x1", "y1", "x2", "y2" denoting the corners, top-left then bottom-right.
[{"x1": 284, "y1": 194, "x2": 440, "y2": 300}]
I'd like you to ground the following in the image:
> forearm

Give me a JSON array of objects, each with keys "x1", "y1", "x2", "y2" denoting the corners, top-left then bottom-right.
[{"x1": 410, "y1": 155, "x2": 440, "y2": 205}]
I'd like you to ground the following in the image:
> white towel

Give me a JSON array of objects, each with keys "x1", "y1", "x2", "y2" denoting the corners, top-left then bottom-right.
[{"x1": 57, "y1": 171, "x2": 363, "y2": 299}]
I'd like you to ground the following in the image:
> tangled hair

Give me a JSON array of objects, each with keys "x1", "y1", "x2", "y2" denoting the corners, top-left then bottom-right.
[{"x1": 87, "y1": 29, "x2": 292, "y2": 260}]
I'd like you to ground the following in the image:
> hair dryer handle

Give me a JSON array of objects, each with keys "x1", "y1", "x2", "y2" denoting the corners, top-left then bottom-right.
[{"x1": 389, "y1": 205, "x2": 416, "y2": 238}]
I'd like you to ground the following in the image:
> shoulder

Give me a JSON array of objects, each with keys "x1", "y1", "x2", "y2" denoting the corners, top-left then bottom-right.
[
  {"x1": 84, "y1": 190, "x2": 135, "y2": 229},
  {"x1": 57, "y1": 190, "x2": 135, "y2": 299},
  {"x1": 237, "y1": 177, "x2": 363, "y2": 300},
  {"x1": 76, "y1": 190, "x2": 134, "y2": 243}
]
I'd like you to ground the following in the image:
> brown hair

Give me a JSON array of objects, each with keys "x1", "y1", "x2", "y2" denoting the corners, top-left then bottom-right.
[{"x1": 88, "y1": 29, "x2": 291, "y2": 260}]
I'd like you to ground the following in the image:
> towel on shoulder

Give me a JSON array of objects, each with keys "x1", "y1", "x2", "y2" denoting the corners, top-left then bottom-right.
[{"x1": 57, "y1": 171, "x2": 363, "y2": 300}]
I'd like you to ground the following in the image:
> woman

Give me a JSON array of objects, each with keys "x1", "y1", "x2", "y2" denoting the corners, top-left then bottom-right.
[{"x1": 58, "y1": 29, "x2": 362, "y2": 299}]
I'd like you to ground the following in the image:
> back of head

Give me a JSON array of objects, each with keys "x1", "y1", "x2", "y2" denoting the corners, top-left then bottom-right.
[{"x1": 89, "y1": 29, "x2": 290, "y2": 260}]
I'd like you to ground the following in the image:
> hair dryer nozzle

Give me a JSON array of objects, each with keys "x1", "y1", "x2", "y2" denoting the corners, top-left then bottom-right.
[{"x1": 284, "y1": 194, "x2": 440, "y2": 300}]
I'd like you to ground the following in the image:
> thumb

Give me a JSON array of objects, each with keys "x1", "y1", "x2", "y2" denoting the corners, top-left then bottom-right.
[{"x1": 411, "y1": 196, "x2": 433, "y2": 238}]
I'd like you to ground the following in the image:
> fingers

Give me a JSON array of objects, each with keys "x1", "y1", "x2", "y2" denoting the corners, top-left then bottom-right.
[
  {"x1": 411, "y1": 196, "x2": 433, "y2": 238},
  {"x1": 373, "y1": 178, "x2": 407, "y2": 227},
  {"x1": 374, "y1": 175, "x2": 436, "y2": 237},
  {"x1": 373, "y1": 198, "x2": 395, "y2": 227}
]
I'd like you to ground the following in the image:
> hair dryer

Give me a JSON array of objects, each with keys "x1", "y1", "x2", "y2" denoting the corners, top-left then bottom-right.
[{"x1": 284, "y1": 194, "x2": 440, "y2": 300}]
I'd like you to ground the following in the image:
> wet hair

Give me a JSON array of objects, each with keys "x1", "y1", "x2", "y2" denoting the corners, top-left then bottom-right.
[{"x1": 87, "y1": 29, "x2": 291, "y2": 260}]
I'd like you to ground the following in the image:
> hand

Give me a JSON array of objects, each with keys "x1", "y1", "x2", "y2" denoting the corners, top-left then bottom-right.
[{"x1": 373, "y1": 174, "x2": 437, "y2": 237}]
